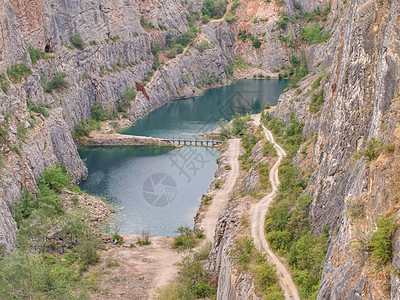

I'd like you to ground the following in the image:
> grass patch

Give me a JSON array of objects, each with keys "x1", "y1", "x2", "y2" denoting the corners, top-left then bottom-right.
[
  {"x1": 27, "y1": 99, "x2": 50, "y2": 117},
  {"x1": 7, "y1": 63, "x2": 32, "y2": 83}
]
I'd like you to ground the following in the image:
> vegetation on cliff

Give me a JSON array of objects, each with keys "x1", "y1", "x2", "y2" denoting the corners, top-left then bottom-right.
[{"x1": 0, "y1": 164, "x2": 100, "y2": 299}]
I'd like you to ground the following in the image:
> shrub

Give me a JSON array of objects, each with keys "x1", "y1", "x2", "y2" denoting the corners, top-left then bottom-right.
[
  {"x1": 262, "y1": 141, "x2": 277, "y2": 156},
  {"x1": 202, "y1": 0, "x2": 227, "y2": 19},
  {"x1": 151, "y1": 42, "x2": 161, "y2": 55},
  {"x1": 27, "y1": 99, "x2": 50, "y2": 117},
  {"x1": 141, "y1": 16, "x2": 156, "y2": 30},
  {"x1": 39, "y1": 163, "x2": 71, "y2": 193},
  {"x1": 7, "y1": 63, "x2": 32, "y2": 83},
  {"x1": 252, "y1": 39, "x2": 262, "y2": 48},
  {"x1": 42, "y1": 72, "x2": 68, "y2": 93},
  {"x1": 112, "y1": 233, "x2": 124, "y2": 245},
  {"x1": 173, "y1": 226, "x2": 196, "y2": 250},
  {"x1": 71, "y1": 31, "x2": 85, "y2": 49},
  {"x1": 311, "y1": 75, "x2": 324, "y2": 89},
  {"x1": 309, "y1": 90, "x2": 324, "y2": 113},
  {"x1": 232, "y1": 57, "x2": 251, "y2": 70},
  {"x1": 167, "y1": 48, "x2": 177, "y2": 58},
  {"x1": 137, "y1": 230, "x2": 151, "y2": 246},
  {"x1": 368, "y1": 216, "x2": 397, "y2": 266},
  {"x1": 197, "y1": 40, "x2": 212, "y2": 52},
  {"x1": 0, "y1": 74, "x2": 10, "y2": 92},
  {"x1": 202, "y1": 14, "x2": 210, "y2": 24},
  {"x1": 214, "y1": 181, "x2": 221, "y2": 188},
  {"x1": 202, "y1": 194, "x2": 212, "y2": 204},
  {"x1": 302, "y1": 23, "x2": 331, "y2": 44},
  {"x1": 155, "y1": 243, "x2": 215, "y2": 299},
  {"x1": 178, "y1": 28, "x2": 198, "y2": 47},
  {"x1": 118, "y1": 86, "x2": 136, "y2": 112},
  {"x1": 364, "y1": 137, "x2": 383, "y2": 162},
  {"x1": 27, "y1": 44, "x2": 45, "y2": 64}
]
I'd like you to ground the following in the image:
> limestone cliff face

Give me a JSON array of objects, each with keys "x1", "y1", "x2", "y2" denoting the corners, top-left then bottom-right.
[{"x1": 272, "y1": 0, "x2": 400, "y2": 298}]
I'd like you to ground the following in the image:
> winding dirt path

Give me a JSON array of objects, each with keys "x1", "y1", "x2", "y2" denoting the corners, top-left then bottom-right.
[
  {"x1": 201, "y1": 138, "x2": 241, "y2": 240},
  {"x1": 251, "y1": 115, "x2": 300, "y2": 300}
]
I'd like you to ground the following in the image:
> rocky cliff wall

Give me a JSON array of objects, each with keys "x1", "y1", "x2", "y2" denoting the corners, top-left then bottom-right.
[{"x1": 271, "y1": 0, "x2": 400, "y2": 298}]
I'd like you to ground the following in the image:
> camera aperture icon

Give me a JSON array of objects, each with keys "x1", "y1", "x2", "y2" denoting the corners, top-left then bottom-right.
[{"x1": 142, "y1": 173, "x2": 177, "y2": 207}]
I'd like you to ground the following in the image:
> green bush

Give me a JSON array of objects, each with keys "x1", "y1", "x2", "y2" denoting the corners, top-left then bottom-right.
[
  {"x1": 302, "y1": 23, "x2": 331, "y2": 44},
  {"x1": 7, "y1": 63, "x2": 32, "y2": 83},
  {"x1": 27, "y1": 44, "x2": 45, "y2": 64},
  {"x1": 197, "y1": 40, "x2": 212, "y2": 52},
  {"x1": 263, "y1": 141, "x2": 277, "y2": 156},
  {"x1": 173, "y1": 226, "x2": 197, "y2": 250},
  {"x1": 202, "y1": 0, "x2": 227, "y2": 19},
  {"x1": 364, "y1": 137, "x2": 383, "y2": 162},
  {"x1": 309, "y1": 90, "x2": 324, "y2": 113},
  {"x1": 112, "y1": 233, "x2": 124, "y2": 245},
  {"x1": 71, "y1": 31, "x2": 85, "y2": 49},
  {"x1": 178, "y1": 28, "x2": 198, "y2": 47},
  {"x1": 252, "y1": 39, "x2": 262, "y2": 48},
  {"x1": 27, "y1": 99, "x2": 50, "y2": 117},
  {"x1": 311, "y1": 75, "x2": 324, "y2": 89},
  {"x1": 0, "y1": 74, "x2": 10, "y2": 92},
  {"x1": 368, "y1": 216, "x2": 397, "y2": 265},
  {"x1": 155, "y1": 243, "x2": 215, "y2": 299},
  {"x1": 118, "y1": 86, "x2": 136, "y2": 112},
  {"x1": 42, "y1": 72, "x2": 68, "y2": 93},
  {"x1": 40, "y1": 163, "x2": 71, "y2": 193}
]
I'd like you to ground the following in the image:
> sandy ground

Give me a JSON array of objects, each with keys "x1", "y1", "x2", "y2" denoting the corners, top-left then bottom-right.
[
  {"x1": 251, "y1": 114, "x2": 300, "y2": 300},
  {"x1": 88, "y1": 235, "x2": 182, "y2": 300},
  {"x1": 200, "y1": 138, "x2": 241, "y2": 240}
]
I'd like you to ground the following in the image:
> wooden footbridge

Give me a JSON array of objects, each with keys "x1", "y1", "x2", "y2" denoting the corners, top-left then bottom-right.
[{"x1": 160, "y1": 137, "x2": 222, "y2": 147}]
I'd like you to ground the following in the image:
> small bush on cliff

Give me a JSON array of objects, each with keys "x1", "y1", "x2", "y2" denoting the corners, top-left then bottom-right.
[
  {"x1": 368, "y1": 216, "x2": 397, "y2": 266},
  {"x1": 309, "y1": 89, "x2": 324, "y2": 113},
  {"x1": 7, "y1": 63, "x2": 32, "y2": 83},
  {"x1": 202, "y1": 0, "x2": 227, "y2": 19},
  {"x1": 178, "y1": 27, "x2": 198, "y2": 47},
  {"x1": 118, "y1": 86, "x2": 136, "y2": 112},
  {"x1": 27, "y1": 44, "x2": 45, "y2": 64},
  {"x1": 42, "y1": 72, "x2": 68, "y2": 93},
  {"x1": 364, "y1": 137, "x2": 383, "y2": 162},
  {"x1": 0, "y1": 74, "x2": 10, "y2": 92},
  {"x1": 27, "y1": 99, "x2": 50, "y2": 117},
  {"x1": 302, "y1": 23, "x2": 331, "y2": 44},
  {"x1": 71, "y1": 31, "x2": 85, "y2": 49}
]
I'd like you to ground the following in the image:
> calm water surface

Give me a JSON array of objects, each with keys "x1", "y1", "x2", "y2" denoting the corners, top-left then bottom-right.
[{"x1": 79, "y1": 80, "x2": 288, "y2": 236}]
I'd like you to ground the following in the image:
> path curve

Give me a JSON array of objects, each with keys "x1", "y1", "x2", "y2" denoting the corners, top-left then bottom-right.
[
  {"x1": 201, "y1": 138, "x2": 241, "y2": 240},
  {"x1": 251, "y1": 115, "x2": 300, "y2": 300}
]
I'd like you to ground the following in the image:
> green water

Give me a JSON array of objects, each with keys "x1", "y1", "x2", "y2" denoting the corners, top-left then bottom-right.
[
  {"x1": 122, "y1": 79, "x2": 288, "y2": 139},
  {"x1": 79, "y1": 79, "x2": 288, "y2": 236}
]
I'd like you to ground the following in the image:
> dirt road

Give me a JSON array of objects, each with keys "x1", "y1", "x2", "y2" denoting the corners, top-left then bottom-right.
[
  {"x1": 251, "y1": 115, "x2": 300, "y2": 300},
  {"x1": 200, "y1": 138, "x2": 241, "y2": 240}
]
